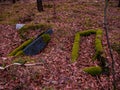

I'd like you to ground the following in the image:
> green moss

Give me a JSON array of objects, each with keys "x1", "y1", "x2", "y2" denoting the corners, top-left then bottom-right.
[
  {"x1": 83, "y1": 66, "x2": 102, "y2": 76},
  {"x1": 74, "y1": 32, "x2": 80, "y2": 42},
  {"x1": 79, "y1": 30, "x2": 96, "y2": 36},
  {"x1": 18, "y1": 23, "x2": 52, "y2": 39},
  {"x1": 41, "y1": 34, "x2": 51, "y2": 43},
  {"x1": 96, "y1": 29, "x2": 103, "y2": 38},
  {"x1": 13, "y1": 57, "x2": 27, "y2": 65},
  {"x1": 71, "y1": 29, "x2": 104, "y2": 62},
  {"x1": 15, "y1": 50, "x2": 24, "y2": 56},
  {"x1": 94, "y1": 29, "x2": 103, "y2": 60},
  {"x1": 95, "y1": 39, "x2": 103, "y2": 52},
  {"x1": 9, "y1": 38, "x2": 34, "y2": 56},
  {"x1": 71, "y1": 42, "x2": 79, "y2": 62},
  {"x1": 71, "y1": 32, "x2": 80, "y2": 62}
]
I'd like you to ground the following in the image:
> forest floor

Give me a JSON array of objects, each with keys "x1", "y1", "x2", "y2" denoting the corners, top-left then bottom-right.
[{"x1": 0, "y1": 0, "x2": 120, "y2": 90}]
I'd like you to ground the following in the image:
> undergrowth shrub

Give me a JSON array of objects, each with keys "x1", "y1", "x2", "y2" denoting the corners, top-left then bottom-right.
[
  {"x1": 15, "y1": 50, "x2": 24, "y2": 56},
  {"x1": 83, "y1": 66, "x2": 102, "y2": 76}
]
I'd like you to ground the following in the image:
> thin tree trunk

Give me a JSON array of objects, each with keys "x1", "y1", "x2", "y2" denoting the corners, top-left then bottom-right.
[
  {"x1": 12, "y1": 0, "x2": 16, "y2": 3},
  {"x1": 37, "y1": 0, "x2": 43, "y2": 12},
  {"x1": 118, "y1": 0, "x2": 120, "y2": 7}
]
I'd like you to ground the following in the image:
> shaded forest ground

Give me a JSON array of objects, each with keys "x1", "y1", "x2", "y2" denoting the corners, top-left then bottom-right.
[{"x1": 0, "y1": 0, "x2": 120, "y2": 89}]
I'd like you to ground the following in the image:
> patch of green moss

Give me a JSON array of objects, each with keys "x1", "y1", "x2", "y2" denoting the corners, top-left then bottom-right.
[
  {"x1": 41, "y1": 34, "x2": 51, "y2": 43},
  {"x1": 74, "y1": 32, "x2": 80, "y2": 42},
  {"x1": 96, "y1": 29, "x2": 103, "y2": 38},
  {"x1": 79, "y1": 30, "x2": 96, "y2": 36},
  {"x1": 18, "y1": 23, "x2": 52, "y2": 39},
  {"x1": 15, "y1": 50, "x2": 24, "y2": 56},
  {"x1": 13, "y1": 57, "x2": 27, "y2": 65},
  {"x1": 71, "y1": 32, "x2": 80, "y2": 62},
  {"x1": 95, "y1": 39, "x2": 103, "y2": 52},
  {"x1": 94, "y1": 29, "x2": 103, "y2": 60},
  {"x1": 8, "y1": 38, "x2": 34, "y2": 56},
  {"x1": 71, "y1": 29, "x2": 105, "y2": 62},
  {"x1": 83, "y1": 66, "x2": 102, "y2": 76}
]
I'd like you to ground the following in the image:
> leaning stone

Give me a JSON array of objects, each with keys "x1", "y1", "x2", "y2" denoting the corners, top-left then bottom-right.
[{"x1": 23, "y1": 29, "x2": 53, "y2": 55}]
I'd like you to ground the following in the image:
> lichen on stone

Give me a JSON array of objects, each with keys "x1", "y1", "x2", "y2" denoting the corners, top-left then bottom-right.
[{"x1": 41, "y1": 34, "x2": 51, "y2": 43}]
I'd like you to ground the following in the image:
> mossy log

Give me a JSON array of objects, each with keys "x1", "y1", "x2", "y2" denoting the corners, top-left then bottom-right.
[
  {"x1": 8, "y1": 38, "x2": 34, "y2": 56},
  {"x1": 83, "y1": 66, "x2": 102, "y2": 76},
  {"x1": 71, "y1": 32, "x2": 80, "y2": 62}
]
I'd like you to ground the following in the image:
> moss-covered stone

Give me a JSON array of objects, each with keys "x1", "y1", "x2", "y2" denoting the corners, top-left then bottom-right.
[
  {"x1": 71, "y1": 29, "x2": 105, "y2": 62},
  {"x1": 71, "y1": 42, "x2": 80, "y2": 62},
  {"x1": 15, "y1": 50, "x2": 24, "y2": 56},
  {"x1": 79, "y1": 30, "x2": 96, "y2": 36},
  {"x1": 8, "y1": 38, "x2": 34, "y2": 56},
  {"x1": 94, "y1": 29, "x2": 103, "y2": 60},
  {"x1": 71, "y1": 32, "x2": 80, "y2": 62},
  {"x1": 74, "y1": 32, "x2": 80, "y2": 42},
  {"x1": 41, "y1": 34, "x2": 51, "y2": 43},
  {"x1": 83, "y1": 66, "x2": 102, "y2": 76}
]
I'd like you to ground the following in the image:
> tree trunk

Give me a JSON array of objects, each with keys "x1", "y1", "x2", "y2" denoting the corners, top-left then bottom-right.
[
  {"x1": 118, "y1": 0, "x2": 120, "y2": 7},
  {"x1": 37, "y1": 0, "x2": 43, "y2": 12},
  {"x1": 12, "y1": 0, "x2": 16, "y2": 3}
]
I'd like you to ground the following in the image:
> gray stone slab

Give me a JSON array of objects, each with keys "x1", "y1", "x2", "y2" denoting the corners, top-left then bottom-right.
[{"x1": 23, "y1": 29, "x2": 53, "y2": 55}]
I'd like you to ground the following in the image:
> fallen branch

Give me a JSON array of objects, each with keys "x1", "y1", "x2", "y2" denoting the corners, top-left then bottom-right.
[{"x1": 0, "y1": 63, "x2": 43, "y2": 70}]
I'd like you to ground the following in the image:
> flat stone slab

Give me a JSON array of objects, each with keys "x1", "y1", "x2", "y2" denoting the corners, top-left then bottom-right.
[{"x1": 23, "y1": 29, "x2": 53, "y2": 55}]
